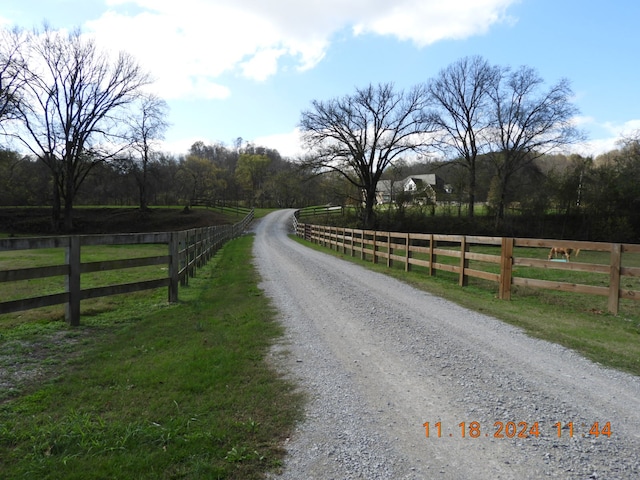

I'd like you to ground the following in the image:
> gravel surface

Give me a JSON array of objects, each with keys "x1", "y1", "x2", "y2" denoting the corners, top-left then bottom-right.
[{"x1": 252, "y1": 209, "x2": 640, "y2": 479}]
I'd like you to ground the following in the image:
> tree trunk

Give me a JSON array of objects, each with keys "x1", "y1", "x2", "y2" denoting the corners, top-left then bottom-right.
[
  {"x1": 63, "y1": 160, "x2": 75, "y2": 232},
  {"x1": 138, "y1": 169, "x2": 148, "y2": 211},
  {"x1": 468, "y1": 163, "x2": 476, "y2": 217},
  {"x1": 495, "y1": 176, "x2": 508, "y2": 224},
  {"x1": 51, "y1": 179, "x2": 61, "y2": 232},
  {"x1": 363, "y1": 187, "x2": 377, "y2": 229},
  {"x1": 63, "y1": 195, "x2": 74, "y2": 232}
]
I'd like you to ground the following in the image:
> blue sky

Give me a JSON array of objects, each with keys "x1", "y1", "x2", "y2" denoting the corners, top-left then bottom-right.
[{"x1": 2, "y1": 0, "x2": 639, "y2": 158}]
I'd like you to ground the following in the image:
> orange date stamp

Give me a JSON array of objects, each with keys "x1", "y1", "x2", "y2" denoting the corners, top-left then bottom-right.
[{"x1": 422, "y1": 421, "x2": 612, "y2": 439}]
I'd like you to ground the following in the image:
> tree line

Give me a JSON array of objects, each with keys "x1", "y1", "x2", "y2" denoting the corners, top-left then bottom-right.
[
  {"x1": 3, "y1": 131, "x2": 639, "y2": 241},
  {"x1": 1, "y1": 25, "x2": 638, "y2": 241},
  {"x1": 0, "y1": 141, "x2": 343, "y2": 211},
  {"x1": 299, "y1": 56, "x2": 582, "y2": 228},
  {"x1": 375, "y1": 139, "x2": 640, "y2": 242}
]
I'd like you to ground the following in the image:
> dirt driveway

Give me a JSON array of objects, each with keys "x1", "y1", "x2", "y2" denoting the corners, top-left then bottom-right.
[{"x1": 253, "y1": 210, "x2": 640, "y2": 479}]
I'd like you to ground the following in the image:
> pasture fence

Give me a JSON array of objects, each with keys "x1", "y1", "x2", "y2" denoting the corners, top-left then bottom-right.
[
  {"x1": 294, "y1": 221, "x2": 640, "y2": 315},
  {"x1": 293, "y1": 205, "x2": 345, "y2": 233},
  {"x1": 0, "y1": 209, "x2": 254, "y2": 326}
]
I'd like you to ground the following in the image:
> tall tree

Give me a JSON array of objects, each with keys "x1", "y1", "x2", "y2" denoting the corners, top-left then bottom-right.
[
  {"x1": 7, "y1": 26, "x2": 150, "y2": 231},
  {"x1": 125, "y1": 93, "x2": 169, "y2": 210},
  {"x1": 486, "y1": 66, "x2": 582, "y2": 220},
  {"x1": 177, "y1": 155, "x2": 224, "y2": 204},
  {"x1": 300, "y1": 83, "x2": 434, "y2": 228},
  {"x1": 235, "y1": 153, "x2": 271, "y2": 206},
  {"x1": 428, "y1": 55, "x2": 499, "y2": 217}
]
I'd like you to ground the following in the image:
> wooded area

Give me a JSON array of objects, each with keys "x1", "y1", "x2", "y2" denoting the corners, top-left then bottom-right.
[{"x1": 3, "y1": 139, "x2": 640, "y2": 241}]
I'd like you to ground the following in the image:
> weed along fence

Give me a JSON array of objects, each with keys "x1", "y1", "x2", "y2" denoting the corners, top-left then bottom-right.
[
  {"x1": 0, "y1": 210, "x2": 254, "y2": 326},
  {"x1": 294, "y1": 221, "x2": 640, "y2": 315}
]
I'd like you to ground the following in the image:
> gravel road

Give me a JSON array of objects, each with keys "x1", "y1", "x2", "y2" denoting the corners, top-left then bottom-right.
[{"x1": 252, "y1": 209, "x2": 640, "y2": 479}]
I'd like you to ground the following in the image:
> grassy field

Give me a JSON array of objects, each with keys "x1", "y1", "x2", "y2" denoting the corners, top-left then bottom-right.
[
  {"x1": 0, "y1": 243, "x2": 170, "y2": 311},
  {"x1": 293, "y1": 236, "x2": 640, "y2": 376},
  {"x1": 0, "y1": 235, "x2": 302, "y2": 479}
]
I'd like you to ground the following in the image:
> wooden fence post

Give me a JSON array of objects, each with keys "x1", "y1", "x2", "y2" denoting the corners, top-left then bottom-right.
[
  {"x1": 608, "y1": 244, "x2": 621, "y2": 314},
  {"x1": 459, "y1": 236, "x2": 469, "y2": 287},
  {"x1": 428, "y1": 234, "x2": 435, "y2": 277},
  {"x1": 65, "y1": 236, "x2": 81, "y2": 326},
  {"x1": 169, "y1": 232, "x2": 179, "y2": 303},
  {"x1": 206, "y1": 226, "x2": 213, "y2": 261},
  {"x1": 195, "y1": 228, "x2": 201, "y2": 271},
  {"x1": 387, "y1": 233, "x2": 392, "y2": 268},
  {"x1": 499, "y1": 237, "x2": 514, "y2": 300},
  {"x1": 180, "y1": 231, "x2": 187, "y2": 287},
  {"x1": 187, "y1": 229, "x2": 194, "y2": 282},
  {"x1": 405, "y1": 233, "x2": 411, "y2": 272},
  {"x1": 372, "y1": 231, "x2": 378, "y2": 264}
]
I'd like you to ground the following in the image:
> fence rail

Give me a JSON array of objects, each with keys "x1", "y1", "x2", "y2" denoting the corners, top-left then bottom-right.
[
  {"x1": 0, "y1": 210, "x2": 254, "y2": 325},
  {"x1": 188, "y1": 198, "x2": 253, "y2": 217},
  {"x1": 295, "y1": 221, "x2": 640, "y2": 314},
  {"x1": 293, "y1": 205, "x2": 344, "y2": 231}
]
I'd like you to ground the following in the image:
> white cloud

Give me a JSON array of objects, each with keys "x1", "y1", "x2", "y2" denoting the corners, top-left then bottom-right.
[
  {"x1": 161, "y1": 135, "x2": 202, "y2": 156},
  {"x1": 602, "y1": 119, "x2": 640, "y2": 137},
  {"x1": 253, "y1": 128, "x2": 304, "y2": 159},
  {"x1": 570, "y1": 118, "x2": 640, "y2": 156},
  {"x1": 84, "y1": 0, "x2": 517, "y2": 99},
  {"x1": 353, "y1": 0, "x2": 517, "y2": 46},
  {"x1": 240, "y1": 48, "x2": 287, "y2": 82}
]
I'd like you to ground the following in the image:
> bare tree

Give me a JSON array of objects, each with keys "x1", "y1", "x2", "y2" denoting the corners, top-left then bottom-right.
[
  {"x1": 125, "y1": 93, "x2": 169, "y2": 210},
  {"x1": 7, "y1": 26, "x2": 151, "y2": 231},
  {"x1": 0, "y1": 27, "x2": 28, "y2": 127},
  {"x1": 618, "y1": 130, "x2": 640, "y2": 159},
  {"x1": 300, "y1": 83, "x2": 434, "y2": 228},
  {"x1": 487, "y1": 66, "x2": 582, "y2": 220},
  {"x1": 428, "y1": 55, "x2": 500, "y2": 217}
]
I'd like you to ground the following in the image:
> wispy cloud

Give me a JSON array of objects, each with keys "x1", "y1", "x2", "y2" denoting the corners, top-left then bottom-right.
[
  {"x1": 602, "y1": 119, "x2": 640, "y2": 137},
  {"x1": 570, "y1": 118, "x2": 640, "y2": 156},
  {"x1": 353, "y1": 0, "x2": 517, "y2": 45},
  {"x1": 86, "y1": 0, "x2": 518, "y2": 99}
]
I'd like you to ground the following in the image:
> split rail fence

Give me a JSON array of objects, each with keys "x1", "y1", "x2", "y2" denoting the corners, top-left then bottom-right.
[
  {"x1": 0, "y1": 210, "x2": 254, "y2": 326},
  {"x1": 295, "y1": 221, "x2": 640, "y2": 315}
]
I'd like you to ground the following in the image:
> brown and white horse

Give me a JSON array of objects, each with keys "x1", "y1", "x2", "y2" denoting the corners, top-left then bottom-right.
[{"x1": 548, "y1": 247, "x2": 580, "y2": 261}]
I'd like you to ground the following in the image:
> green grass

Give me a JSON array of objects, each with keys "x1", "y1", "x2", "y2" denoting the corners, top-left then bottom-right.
[
  {"x1": 0, "y1": 243, "x2": 169, "y2": 312},
  {"x1": 294, "y1": 236, "x2": 640, "y2": 376},
  {"x1": 0, "y1": 235, "x2": 303, "y2": 479}
]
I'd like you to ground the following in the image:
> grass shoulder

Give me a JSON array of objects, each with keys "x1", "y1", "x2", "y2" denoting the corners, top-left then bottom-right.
[{"x1": 0, "y1": 234, "x2": 303, "y2": 479}]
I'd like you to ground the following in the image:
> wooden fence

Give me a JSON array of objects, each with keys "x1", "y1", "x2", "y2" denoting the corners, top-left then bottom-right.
[
  {"x1": 0, "y1": 210, "x2": 254, "y2": 326},
  {"x1": 293, "y1": 205, "x2": 344, "y2": 231},
  {"x1": 295, "y1": 222, "x2": 640, "y2": 315}
]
